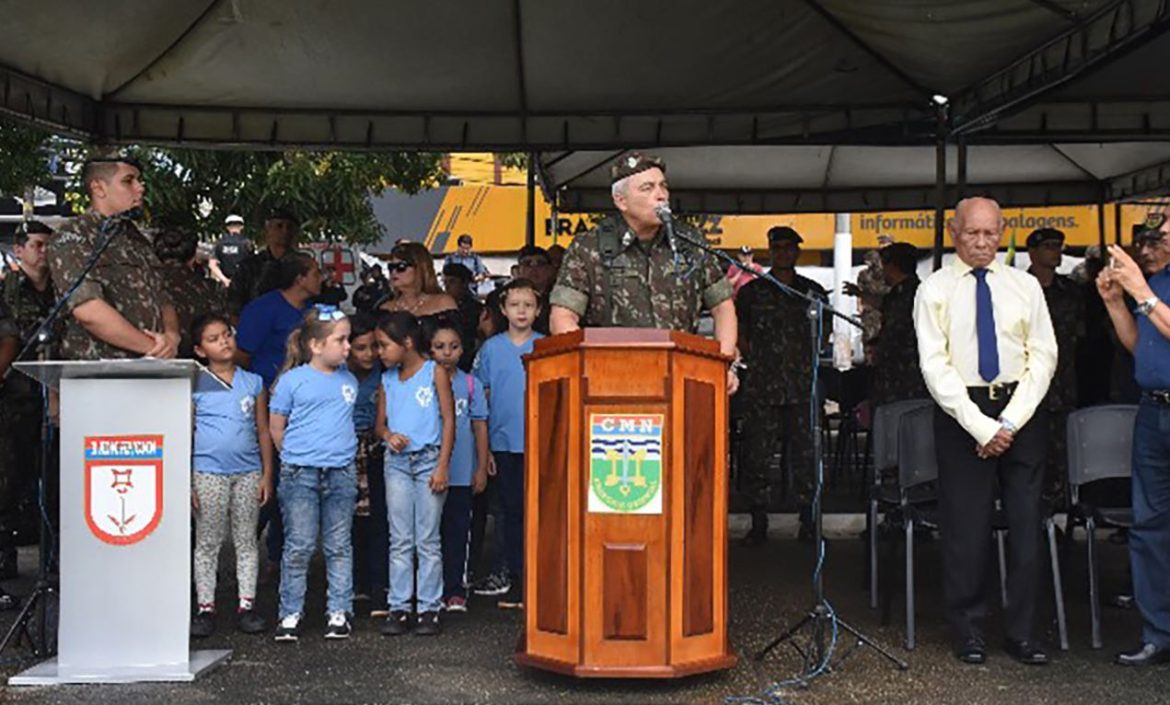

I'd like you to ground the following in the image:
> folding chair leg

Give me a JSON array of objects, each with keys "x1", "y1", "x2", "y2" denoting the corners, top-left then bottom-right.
[
  {"x1": 905, "y1": 516, "x2": 915, "y2": 651},
  {"x1": 869, "y1": 498, "x2": 879, "y2": 609},
  {"x1": 996, "y1": 529, "x2": 1009, "y2": 609},
  {"x1": 1087, "y1": 518, "x2": 1102, "y2": 649},
  {"x1": 1047, "y1": 517, "x2": 1069, "y2": 651}
]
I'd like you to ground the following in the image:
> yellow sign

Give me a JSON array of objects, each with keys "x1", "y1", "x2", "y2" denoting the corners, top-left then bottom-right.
[{"x1": 416, "y1": 184, "x2": 1156, "y2": 253}]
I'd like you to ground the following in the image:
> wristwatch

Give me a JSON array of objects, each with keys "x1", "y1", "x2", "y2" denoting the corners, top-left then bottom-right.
[
  {"x1": 998, "y1": 417, "x2": 1017, "y2": 434},
  {"x1": 1137, "y1": 296, "x2": 1161, "y2": 317}
]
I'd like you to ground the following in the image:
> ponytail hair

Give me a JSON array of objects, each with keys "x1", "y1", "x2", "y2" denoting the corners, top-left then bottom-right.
[
  {"x1": 277, "y1": 305, "x2": 348, "y2": 378},
  {"x1": 376, "y1": 310, "x2": 424, "y2": 352}
]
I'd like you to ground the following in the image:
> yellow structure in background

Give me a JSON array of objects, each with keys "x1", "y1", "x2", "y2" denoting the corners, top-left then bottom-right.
[{"x1": 438, "y1": 153, "x2": 1155, "y2": 254}]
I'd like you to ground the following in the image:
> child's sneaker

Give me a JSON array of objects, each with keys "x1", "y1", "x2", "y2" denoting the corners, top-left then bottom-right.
[
  {"x1": 324, "y1": 611, "x2": 351, "y2": 640},
  {"x1": 380, "y1": 610, "x2": 411, "y2": 636},
  {"x1": 498, "y1": 582, "x2": 524, "y2": 610},
  {"x1": 443, "y1": 596, "x2": 468, "y2": 613},
  {"x1": 471, "y1": 572, "x2": 510, "y2": 596},
  {"x1": 190, "y1": 608, "x2": 215, "y2": 638},
  {"x1": 236, "y1": 607, "x2": 267, "y2": 634},
  {"x1": 414, "y1": 610, "x2": 441, "y2": 636},
  {"x1": 274, "y1": 613, "x2": 302, "y2": 642}
]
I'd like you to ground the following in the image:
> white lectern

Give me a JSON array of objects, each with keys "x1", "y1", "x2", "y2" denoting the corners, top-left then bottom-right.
[{"x1": 8, "y1": 359, "x2": 230, "y2": 685}]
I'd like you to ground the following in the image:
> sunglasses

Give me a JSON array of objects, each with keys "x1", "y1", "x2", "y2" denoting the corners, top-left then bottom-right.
[{"x1": 387, "y1": 261, "x2": 414, "y2": 274}]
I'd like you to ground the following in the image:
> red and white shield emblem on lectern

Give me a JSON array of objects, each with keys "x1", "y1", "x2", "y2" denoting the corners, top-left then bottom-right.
[{"x1": 83, "y1": 435, "x2": 165, "y2": 546}]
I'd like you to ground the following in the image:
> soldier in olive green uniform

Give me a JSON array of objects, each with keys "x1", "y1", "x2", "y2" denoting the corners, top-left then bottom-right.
[
  {"x1": 226, "y1": 209, "x2": 299, "y2": 317},
  {"x1": 735, "y1": 227, "x2": 828, "y2": 545},
  {"x1": 153, "y1": 227, "x2": 225, "y2": 358},
  {"x1": 0, "y1": 295, "x2": 23, "y2": 608},
  {"x1": 0, "y1": 221, "x2": 58, "y2": 579},
  {"x1": 871, "y1": 243, "x2": 928, "y2": 406},
  {"x1": 1026, "y1": 228, "x2": 1085, "y2": 510},
  {"x1": 549, "y1": 154, "x2": 738, "y2": 387},
  {"x1": 47, "y1": 154, "x2": 180, "y2": 361}
]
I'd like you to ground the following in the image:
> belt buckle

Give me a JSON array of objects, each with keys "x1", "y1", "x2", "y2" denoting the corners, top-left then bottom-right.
[{"x1": 988, "y1": 383, "x2": 1003, "y2": 401}]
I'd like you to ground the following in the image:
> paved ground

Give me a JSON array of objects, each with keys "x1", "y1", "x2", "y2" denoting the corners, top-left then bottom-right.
[{"x1": 0, "y1": 523, "x2": 1166, "y2": 705}]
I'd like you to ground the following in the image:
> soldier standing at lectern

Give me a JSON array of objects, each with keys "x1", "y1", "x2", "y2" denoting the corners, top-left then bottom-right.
[
  {"x1": 734, "y1": 226, "x2": 828, "y2": 546},
  {"x1": 548, "y1": 153, "x2": 738, "y2": 393},
  {"x1": 47, "y1": 154, "x2": 180, "y2": 361}
]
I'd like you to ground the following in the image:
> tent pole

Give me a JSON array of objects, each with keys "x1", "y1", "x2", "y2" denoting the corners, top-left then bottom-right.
[
  {"x1": 1097, "y1": 192, "x2": 1107, "y2": 250},
  {"x1": 932, "y1": 132, "x2": 947, "y2": 271},
  {"x1": 956, "y1": 137, "x2": 967, "y2": 198},
  {"x1": 550, "y1": 191, "x2": 559, "y2": 247},
  {"x1": 526, "y1": 151, "x2": 537, "y2": 248},
  {"x1": 1114, "y1": 199, "x2": 1123, "y2": 245}
]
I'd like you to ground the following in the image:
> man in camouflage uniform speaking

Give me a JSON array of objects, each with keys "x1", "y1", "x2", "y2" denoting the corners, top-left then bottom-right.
[
  {"x1": 548, "y1": 153, "x2": 739, "y2": 393},
  {"x1": 47, "y1": 154, "x2": 180, "y2": 361},
  {"x1": 734, "y1": 226, "x2": 828, "y2": 546}
]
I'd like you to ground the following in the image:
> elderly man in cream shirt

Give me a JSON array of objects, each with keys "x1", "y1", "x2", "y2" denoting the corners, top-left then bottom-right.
[{"x1": 914, "y1": 197, "x2": 1057, "y2": 667}]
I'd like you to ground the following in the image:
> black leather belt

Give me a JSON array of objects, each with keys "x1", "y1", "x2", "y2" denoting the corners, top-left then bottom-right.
[
  {"x1": 1144, "y1": 390, "x2": 1170, "y2": 405},
  {"x1": 967, "y1": 381, "x2": 1019, "y2": 402}
]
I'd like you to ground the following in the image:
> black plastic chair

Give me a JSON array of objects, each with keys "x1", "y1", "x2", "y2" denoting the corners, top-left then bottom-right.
[
  {"x1": 1065, "y1": 404, "x2": 1137, "y2": 649},
  {"x1": 868, "y1": 399, "x2": 934, "y2": 609}
]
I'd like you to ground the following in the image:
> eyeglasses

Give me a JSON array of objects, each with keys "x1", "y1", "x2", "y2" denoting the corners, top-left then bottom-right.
[
  {"x1": 387, "y1": 261, "x2": 414, "y2": 274},
  {"x1": 313, "y1": 304, "x2": 347, "y2": 321}
]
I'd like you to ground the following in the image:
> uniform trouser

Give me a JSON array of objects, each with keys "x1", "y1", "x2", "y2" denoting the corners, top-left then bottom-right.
[
  {"x1": 737, "y1": 401, "x2": 814, "y2": 510},
  {"x1": 192, "y1": 470, "x2": 262, "y2": 608},
  {"x1": 935, "y1": 396, "x2": 1046, "y2": 644},
  {"x1": 494, "y1": 452, "x2": 525, "y2": 580},
  {"x1": 1041, "y1": 406, "x2": 1071, "y2": 510},
  {"x1": 1130, "y1": 399, "x2": 1170, "y2": 648},
  {"x1": 0, "y1": 405, "x2": 41, "y2": 548}
]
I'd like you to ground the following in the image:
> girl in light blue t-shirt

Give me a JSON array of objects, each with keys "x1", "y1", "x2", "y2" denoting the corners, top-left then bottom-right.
[
  {"x1": 374, "y1": 312, "x2": 454, "y2": 636},
  {"x1": 190, "y1": 313, "x2": 274, "y2": 639},
  {"x1": 269, "y1": 306, "x2": 359, "y2": 642}
]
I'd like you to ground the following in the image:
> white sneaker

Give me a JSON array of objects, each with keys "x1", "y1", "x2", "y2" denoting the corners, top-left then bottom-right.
[
  {"x1": 324, "y1": 611, "x2": 351, "y2": 640},
  {"x1": 274, "y1": 613, "x2": 302, "y2": 642}
]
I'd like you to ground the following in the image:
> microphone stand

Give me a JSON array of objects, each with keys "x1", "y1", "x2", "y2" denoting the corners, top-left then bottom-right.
[
  {"x1": 0, "y1": 213, "x2": 127, "y2": 659},
  {"x1": 668, "y1": 227, "x2": 908, "y2": 684}
]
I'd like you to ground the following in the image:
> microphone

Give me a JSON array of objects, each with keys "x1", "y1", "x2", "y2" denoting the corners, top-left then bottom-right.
[{"x1": 654, "y1": 204, "x2": 672, "y2": 224}]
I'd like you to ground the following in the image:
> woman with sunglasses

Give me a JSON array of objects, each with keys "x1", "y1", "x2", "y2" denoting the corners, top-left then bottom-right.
[{"x1": 379, "y1": 243, "x2": 457, "y2": 319}]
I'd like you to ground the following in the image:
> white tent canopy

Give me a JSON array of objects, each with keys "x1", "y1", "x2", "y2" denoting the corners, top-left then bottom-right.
[{"x1": 4, "y1": 0, "x2": 1161, "y2": 152}]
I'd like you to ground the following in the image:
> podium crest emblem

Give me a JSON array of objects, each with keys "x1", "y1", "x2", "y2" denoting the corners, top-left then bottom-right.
[
  {"x1": 83, "y1": 435, "x2": 165, "y2": 546},
  {"x1": 588, "y1": 414, "x2": 664, "y2": 514}
]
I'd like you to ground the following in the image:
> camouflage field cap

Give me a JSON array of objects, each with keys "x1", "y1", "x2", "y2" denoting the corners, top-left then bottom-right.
[
  {"x1": 1025, "y1": 227, "x2": 1065, "y2": 249},
  {"x1": 611, "y1": 153, "x2": 666, "y2": 184}
]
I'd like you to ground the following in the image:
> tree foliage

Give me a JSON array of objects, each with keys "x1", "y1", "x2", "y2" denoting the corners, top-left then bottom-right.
[
  {"x1": 0, "y1": 117, "x2": 52, "y2": 196},
  {"x1": 2, "y1": 113, "x2": 446, "y2": 245},
  {"x1": 129, "y1": 148, "x2": 445, "y2": 244}
]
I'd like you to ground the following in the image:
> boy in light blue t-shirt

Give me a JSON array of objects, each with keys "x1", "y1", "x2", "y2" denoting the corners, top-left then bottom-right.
[{"x1": 472, "y1": 279, "x2": 543, "y2": 609}]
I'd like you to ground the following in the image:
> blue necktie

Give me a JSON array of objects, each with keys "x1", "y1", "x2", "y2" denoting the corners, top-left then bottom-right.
[{"x1": 973, "y1": 268, "x2": 1000, "y2": 383}]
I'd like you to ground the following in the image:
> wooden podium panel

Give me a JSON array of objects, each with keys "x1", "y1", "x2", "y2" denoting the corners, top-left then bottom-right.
[{"x1": 517, "y1": 329, "x2": 736, "y2": 678}]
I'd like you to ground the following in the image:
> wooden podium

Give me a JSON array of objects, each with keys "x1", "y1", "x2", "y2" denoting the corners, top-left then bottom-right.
[{"x1": 515, "y1": 328, "x2": 736, "y2": 678}]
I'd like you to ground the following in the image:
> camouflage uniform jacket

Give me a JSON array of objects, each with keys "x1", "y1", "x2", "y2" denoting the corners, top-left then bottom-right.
[
  {"x1": 857, "y1": 256, "x2": 889, "y2": 365},
  {"x1": 871, "y1": 275, "x2": 928, "y2": 406},
  {"x1": 158, "y1": 262, "x2": 224, "y2": 359},
  {"x1": 47, "y1": 211, "x2": 172, "y2": 361},
  {"x1": 549, "y1": 215, "x2": 732, "y2": 333},
  {"x1": 1030, "y1": 269, "x2": 1085, "y2": 411},
  {"x1": 226, "y1": 247, "x2": 280, "y2": 317},
  {"x1": 0, "y1": 268, "x2": 57, "y2": 406},
  {"x1": 735, "y1": 271, "x2": 828, "y2": 403}
]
